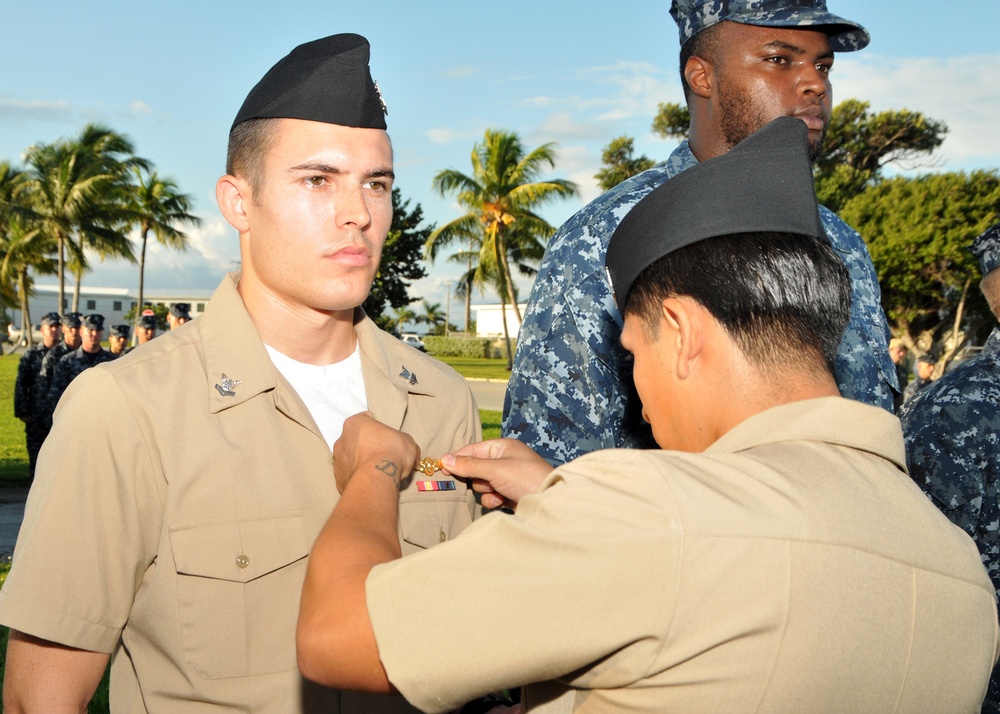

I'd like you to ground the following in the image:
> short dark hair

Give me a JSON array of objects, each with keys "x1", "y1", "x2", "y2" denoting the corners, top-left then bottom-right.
[
  {"x1": 624, "y1": 232, "x2": 851, "y2": 377},
  {"x1": 679, "y1": 23, "x2": 722, "y2": 102},
  {"x1": 226, "y1": 117, "x2": 281, "y2": 199}
]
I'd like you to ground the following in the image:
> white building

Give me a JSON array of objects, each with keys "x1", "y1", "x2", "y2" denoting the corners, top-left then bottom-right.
[
  {"x1": 473, "y1": 303, "x2": 526, "y2": 338},
  {"x1": 10, "y1": 284, "x2": 214, "y2": 330}
]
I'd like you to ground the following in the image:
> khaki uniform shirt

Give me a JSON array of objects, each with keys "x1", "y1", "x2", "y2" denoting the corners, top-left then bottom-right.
[
  {"x1": 0, "y1": 274, "x2": 484, "y2": 713},
  {"x1": 368, "y1": 397, "x2": 999, "y2": 713}
]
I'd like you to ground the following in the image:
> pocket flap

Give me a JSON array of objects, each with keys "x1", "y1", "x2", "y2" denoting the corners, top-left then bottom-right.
[{"x1": 169, "y1": 512, "x2": 308, "y2": 583}]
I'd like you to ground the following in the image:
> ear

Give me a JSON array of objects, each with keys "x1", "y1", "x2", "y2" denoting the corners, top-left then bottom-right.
[
  {"x1": 216, "y1": 175, "x2": 251, "y2": 234},
  {"x1": 661, "y1": 297, "x2": 704, "y2": 380},
  {"x1": 684, "y1": 55, "x2": 714, "y2": 99}
]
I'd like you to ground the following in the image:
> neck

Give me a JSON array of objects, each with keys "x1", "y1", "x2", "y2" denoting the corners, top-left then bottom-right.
[{"x1": 238, "y1": 277, "x2": 359, "y2": 366}]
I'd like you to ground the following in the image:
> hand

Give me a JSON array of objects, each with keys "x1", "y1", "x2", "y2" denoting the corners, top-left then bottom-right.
[
  {"x1": 442, "y1": 439, "x2": 552, "y2": 510},
  {"x1": 334, "y1": 413, "x2": 420, "y2": 494}
]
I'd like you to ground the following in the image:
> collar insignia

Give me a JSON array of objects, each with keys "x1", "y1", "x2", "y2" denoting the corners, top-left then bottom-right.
[
  {"x1": 214, "y1": 373, "x2": 242, "y2": 397},
  {"x1": 399, "y1": 366, "x2": 418, "y2": 386}
]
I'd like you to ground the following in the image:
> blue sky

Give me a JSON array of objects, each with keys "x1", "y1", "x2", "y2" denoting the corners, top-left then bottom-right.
[{"x1": 2, "y1": 0, "x2": 998, "y2": 318}]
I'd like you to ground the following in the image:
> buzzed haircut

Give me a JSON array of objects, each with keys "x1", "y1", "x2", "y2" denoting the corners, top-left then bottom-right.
[
  {"x1": 625, "y1": 232, "x2": 851, "y2": 377},
  {"x1": 226, "y1": 117, "x2": 281, "y2": 199},
  {"x1": 679, "y1": 23, "x2": 722, "y2": 101}
]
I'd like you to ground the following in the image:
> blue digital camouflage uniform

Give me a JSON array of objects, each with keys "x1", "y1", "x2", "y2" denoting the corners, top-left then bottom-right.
[
  {"x1": 14, "y1": 342, "x2": 56, "y2": 477},
  {"x1": 900, "y1": 327, "x2": 1000, "y2": 712},
  {"x1": 503, "y1": 141, "x2": 897, "y2": 465},
  {"x1": 33, "y1": 341, "x2": 76, "y2": 439},
  {"x1": 45, "y1": 347, "x2": 117, "y2": 418}
]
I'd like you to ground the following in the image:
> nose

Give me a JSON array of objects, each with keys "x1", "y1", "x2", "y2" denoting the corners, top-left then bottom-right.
[
  {"x1": 334, "y1": 186, "x2": 373, "y2": 230},
  {"x1": 797, "y1": 63, "x2": 829, "y2": 98}
]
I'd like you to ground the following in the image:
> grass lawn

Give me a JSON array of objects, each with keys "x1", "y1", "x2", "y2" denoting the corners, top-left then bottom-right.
[{"x1": 435, "y1": 355, "x2": 510, "y2": 381}]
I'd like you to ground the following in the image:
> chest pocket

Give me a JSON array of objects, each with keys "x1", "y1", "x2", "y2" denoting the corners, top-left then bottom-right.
[
  {"x1": 168, "y1": 512, "x2": 308, "y2": 679},
  {"x1": 398, "y1": 485, "x2": 474, "y2": 555}
]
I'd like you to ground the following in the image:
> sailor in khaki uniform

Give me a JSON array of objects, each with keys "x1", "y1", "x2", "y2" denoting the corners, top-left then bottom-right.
[
  {"x1": 297, "y1": 119, "x2": 1000, "y2": 713},
  {"x1": 0, "y1": 34, "x2": 484, "y2": 713}
]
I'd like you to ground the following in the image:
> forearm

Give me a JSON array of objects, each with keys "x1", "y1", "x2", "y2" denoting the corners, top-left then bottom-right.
[
  {"x1": 4, "y1": 630, "x2": 109, "y2": 714},
  {"x1": 298, "y1": 457, "x2": 403, "y2": 691}
]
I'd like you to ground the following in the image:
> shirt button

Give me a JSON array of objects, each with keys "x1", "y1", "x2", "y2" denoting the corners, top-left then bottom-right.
[
  {"x1": 439, "y1": 529, "x2": 447, "y2": 543},
  {"x1": 236, "y1": 553, "x2": 250, "y2": 569}
]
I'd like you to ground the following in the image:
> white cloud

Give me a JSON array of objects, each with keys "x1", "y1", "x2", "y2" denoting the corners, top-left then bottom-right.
[
  {"x1": 836, "y1": 54, "x2": 1000, "y2": 172},
  {"x1": 425, "y1": 127, "x2": 468, "y2": 145},
  {"x1": 0, "y1": 97, "x2": 74, "y2": 122},
  {"x1": 443, "y1": 66, "x2": 475, "y2": 79},
  {"x1": 129, "y1": 100, "x2": 153, "y2": 114}
]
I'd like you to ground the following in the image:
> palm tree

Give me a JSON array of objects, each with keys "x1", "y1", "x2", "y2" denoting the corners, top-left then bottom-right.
[
  {"x1": 21, "y1": 124, "x2": 141, "y2": 315},
  {"x1": 427, "y1": 128, "x2": 578, "y2": 328},
  {"x1": 0, "y1": 216, "x2": 57, "y2": 350},
  {"x1": 128, "y1": 167, "x2": 201, "y2": 335},
  {"x1": 390, "y1": 306, "x2": 417, "y2": 334},
  {"x1": 416, "y1": 299, "x2": 448, "y2": 335}
]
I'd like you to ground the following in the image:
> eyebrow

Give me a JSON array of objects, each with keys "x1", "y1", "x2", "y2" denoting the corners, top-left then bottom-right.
[
  {"x1": 762, "y1": 40, "x2": 834, "y2": 61},
  {"x1": 289, "y1": 162, "x2": 395, "y2": 180}
]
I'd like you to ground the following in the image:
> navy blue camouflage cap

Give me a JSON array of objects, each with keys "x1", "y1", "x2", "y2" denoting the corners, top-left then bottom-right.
[
  {"x1": 61, "y1": 312, "x2": 82, "y2": 328},
  {"x1": 110, "y1": 324, "x2": 130, "y2": 339},
  {"x1": 231, "y1": 33, "x2": 387, "y2": 132},
  {"x1": 138, "y1": 314, "x2": 157, "y2": 330},
  {"x1": 606, "y1": 116, "x2": 822, "y2": 310},
  {"x1": 669, "y1": 0, "x2": 870, "y2": 52},
  {"x1": 169, "y1": 302, "x2": 191, "y2": 320},
  {"x1": 40, "y1": 312, "x2": 61, "y2": 326},
  {"x1": 82, "y1": 314, "x2": 105, "y2": 331},
  {"x1": 971, "y1": 221, "x2": 1000, "y2": 277}
]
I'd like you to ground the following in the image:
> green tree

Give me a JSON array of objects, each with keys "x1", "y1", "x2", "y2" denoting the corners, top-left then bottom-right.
[
  {"x1": 128, "y1": 167, "x2": 200, "y2": 335},
  {"x1": 814, "y1": 99, "x2": 946, "y2": 212},
  {"x1": 63, "y1": 125, "x2": 146, "y2": 311},
  {"x1": 363, "y1": 187, "x2": 431, "y2": 329},
  {"x1": 388, "y1": 306, "x2": 417, "y2": 335},
  {"x1": 428, "y1": 129, "x2": 577, "y2": 365},
  {"x1": 651, "y1": 102, "x2": 690, "y2": 141},
  {"x1": 594, "y1": 135, "x2": 655, "y2": 191},
  {"x1": 841, "y1": 170, "x2": 1000, "y2": 370},
  {"x1": 415, "y1": 299, "x2": 448, "y2": 336},
  {"x1": 648, "y1": 100, "x2": 946, "y2": 212},
  {"x1": 21, "y1": 124, "x2": 141, "y2": 315}
]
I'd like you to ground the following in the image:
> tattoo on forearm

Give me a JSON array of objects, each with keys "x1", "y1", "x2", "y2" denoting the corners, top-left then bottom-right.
[{"x1": 375, "y1": 460, "x2": 399, "y2": 483}]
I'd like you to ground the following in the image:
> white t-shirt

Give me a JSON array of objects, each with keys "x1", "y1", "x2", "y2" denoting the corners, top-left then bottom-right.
[{"x1": 265, "y1": 344, "x2": 368, "y2": 450}]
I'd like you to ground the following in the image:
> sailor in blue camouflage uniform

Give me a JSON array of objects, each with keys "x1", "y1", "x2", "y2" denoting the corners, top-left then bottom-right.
[
  {"x1": 901, "y1": 220, "x2": 1000, "y2": 713},
  {"x1": 503, "y1": 0, "x2": 896, "y2": 465},
  {"x1": 45, "y1": 314, "x2": 116, "y2": 418},
  {"x1": 13, "y1": 312, "x2": 63, "y2": 479},
  {"x1": 108, "y1": 323, "x2": 130, "y2": 358},
  {"x1": 32, "y1": 312, "x2": 83, "y2": 446}
]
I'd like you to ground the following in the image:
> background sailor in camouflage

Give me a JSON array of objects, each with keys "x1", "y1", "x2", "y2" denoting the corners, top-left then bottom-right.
[
  {"x1": 13, "y1": 312, "x2": 62, "y2": 479},
  {"x1": 108, "y1": 324, "x2": 130, "y2": 357},
  {"x1": 901, "y1": 219, "x2": 1000, "y2": 713},
  {"x1": 45, "y1": 314, "x2": 115, "y2": 418},
  {"x1": 32, "y1": 312, "x2": 82, "y2": 445},
  {"x1": 903, "y1": 353, "x2": 936, "y2": 403},
  {"x1": 166, "y1": 302, "x2": 191, "y2": 330},
  {"x1": 503, "y1": 0, "x2": 896, "y2": 465}
]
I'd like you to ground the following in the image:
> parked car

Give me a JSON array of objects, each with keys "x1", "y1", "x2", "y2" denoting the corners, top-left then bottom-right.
[
  {"x1": 400, "y1": 333, "x2": 426, "y2": 352},
  {"x1": 7, "y1": 323, "x2": 44, "y2": 347}
]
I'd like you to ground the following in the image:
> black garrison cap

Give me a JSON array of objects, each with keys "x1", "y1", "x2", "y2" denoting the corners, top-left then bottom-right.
[
  {"x1": 82, "y1": 314, "x2": 105, "y2": 331},
  {"x1": 138, "y1": 314, "x2": 157, "y2": 330},
  {"x1": 231, "y1": 33, "x2": 387, "y2": 132},
  {"x1": 40, "y1": 312, "x2": 61, "y2": 326},
  {"x1": 605, "y1": 116, "x2": 823, "y2": 310}
]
